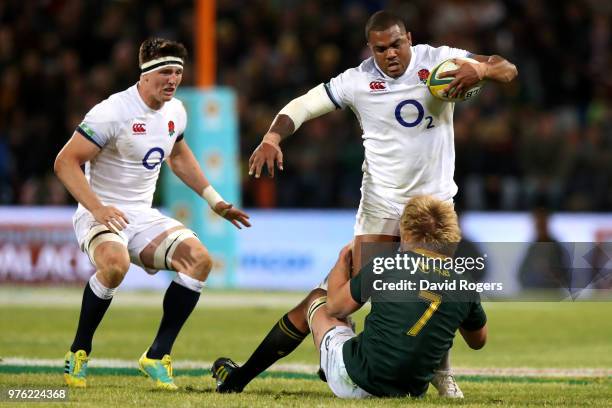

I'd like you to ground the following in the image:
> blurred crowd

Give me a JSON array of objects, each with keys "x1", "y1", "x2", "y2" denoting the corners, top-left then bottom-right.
[{"x1": 0, "y1": 0, "x2": 610, "y2": 211}]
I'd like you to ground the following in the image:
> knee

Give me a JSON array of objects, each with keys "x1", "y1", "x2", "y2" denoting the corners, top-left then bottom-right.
[
  {"x1": 307, "y1": 288, "x2": 327, "y2": 304},
  {"x1": 301, "y1": 288, "x2": 327, "y2": 319},
  {"x1": 287, "y1": 289, "x2": 326, "y2": 321},
  {"x1": 190, "y1": 247, "x2": 212, "y2": 281},
  {"x1": 96, "y1": 250, "x2": 130, "y2": 287}
]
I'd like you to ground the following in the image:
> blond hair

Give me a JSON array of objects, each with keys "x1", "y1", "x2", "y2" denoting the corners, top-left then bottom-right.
[{"x1": 400, "y1": 196, "x2": 461, "y2": 251}]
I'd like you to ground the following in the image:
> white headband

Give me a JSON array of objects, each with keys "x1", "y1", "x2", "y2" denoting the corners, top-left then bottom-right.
[{"x1": 140, "y1": 56, "x2": 184, "y2": 74}]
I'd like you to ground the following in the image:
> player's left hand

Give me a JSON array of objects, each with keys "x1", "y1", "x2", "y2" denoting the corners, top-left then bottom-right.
[
  {"x1": 213, "y1": 202, "x2": 251, "y2": 229},
  {"x1": 439, "y1": 58, "x2": 488, "y2": 99}
]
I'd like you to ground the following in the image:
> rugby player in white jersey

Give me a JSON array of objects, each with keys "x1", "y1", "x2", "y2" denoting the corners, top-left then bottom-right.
[
  {"x1": 54, "y1": 38, "x2": 250, "y2": 390},
  {"x1": 212, "y1": 10, "x2": 516, "y2": 398}
]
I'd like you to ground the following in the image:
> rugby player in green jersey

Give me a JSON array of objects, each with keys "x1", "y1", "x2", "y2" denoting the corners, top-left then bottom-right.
[{"x1": 306, "y1": 195, "x2": 487, "y2": 398}]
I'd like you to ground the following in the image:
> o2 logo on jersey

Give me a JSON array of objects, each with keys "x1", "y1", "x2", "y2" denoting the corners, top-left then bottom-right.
[
  {"x1": 395, "y1": 99, "x2": 435, "y2": 129},
  {"x1": 142, "y1": 147, "x2": 164, "y2": 170}
]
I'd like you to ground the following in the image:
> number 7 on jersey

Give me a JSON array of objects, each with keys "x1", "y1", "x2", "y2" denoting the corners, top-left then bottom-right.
[{"x1": 407, "y1": 290, "x2": 442, "y2": 336}]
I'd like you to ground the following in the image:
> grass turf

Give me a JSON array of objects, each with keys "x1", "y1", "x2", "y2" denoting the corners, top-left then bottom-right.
[
  {"x1": 0, "y1": 290, "x2": 611, "y2": 406},
  {"x1": 0, "y1": 373, "x2": 610, "y2": 407}
]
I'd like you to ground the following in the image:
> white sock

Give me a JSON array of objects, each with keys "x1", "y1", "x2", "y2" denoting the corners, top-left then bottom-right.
[
  {"x1": 173, "y1": 272, "x2": 205, "y2": 293},
  {"x1": 89, "y1": 274, "x2": 117, "y2": 300},
  {"x1": 436, "y1": 351, "x2": 451, "y2": 372}
]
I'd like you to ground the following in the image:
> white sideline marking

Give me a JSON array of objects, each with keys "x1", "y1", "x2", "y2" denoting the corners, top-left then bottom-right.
[
  {"x1": 1, "y1": 358, "x2": 611, "y2": 378},
  {"x1": 0, "y1": 289, "x2": 305, "y2": 309},
  {"x1": 1, "y1": 357, "x2": 315, "y2": 373}
]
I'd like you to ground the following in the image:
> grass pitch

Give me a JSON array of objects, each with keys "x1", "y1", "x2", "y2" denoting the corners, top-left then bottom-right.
[{"x1": 0, "y1": 288, "x2": 611, "y2": 407}]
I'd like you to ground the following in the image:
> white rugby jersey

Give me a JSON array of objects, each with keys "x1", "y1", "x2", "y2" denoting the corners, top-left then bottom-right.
[
  {"x1": 325, "y1": 44, "x2": 470, "y2": 206},
  {"x1": 76, "y1": 84, "x2": 187, "y2": 208}
]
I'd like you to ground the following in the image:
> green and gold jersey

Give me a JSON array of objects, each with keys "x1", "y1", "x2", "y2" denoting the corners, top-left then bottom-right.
[{"x1": 343, "y1": 249, "x2": 487, "y2": 397}]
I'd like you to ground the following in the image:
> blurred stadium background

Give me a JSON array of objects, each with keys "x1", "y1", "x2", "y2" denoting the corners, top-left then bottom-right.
[
  {"x1": 0, "y1": 0, "x2": 610, "y2": 291},
  {"x1": 1, "y1": 0, "x2": 611, "y2": 211},
  {"x1": 0, "y1": 1, "x2": 611, "y2": 405}
]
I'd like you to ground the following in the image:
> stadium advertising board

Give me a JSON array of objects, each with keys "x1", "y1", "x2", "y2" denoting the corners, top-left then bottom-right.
[
  {"x1": 0, "y1": 208, "x2": 169, "y2": 289},
  {"x1": 0, "y1": 208, "x2": 610, "y2": 295}
]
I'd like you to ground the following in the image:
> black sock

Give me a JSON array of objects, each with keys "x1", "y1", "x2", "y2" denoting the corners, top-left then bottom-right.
[
  {"x1": 231, "y1": 313, "x2": 308, "y2": 388},
  {"x1": 70, "y1": 282, "x2": 112, "y2": 355},
  {"x1": 147, "y1": 281, "x2": 200, "y2": 359},
  {"x1": 437, "y1": 350, "x2": 451, "y2": 371}
]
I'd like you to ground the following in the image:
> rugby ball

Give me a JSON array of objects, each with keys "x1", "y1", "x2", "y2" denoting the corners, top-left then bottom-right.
[{"x1": 427, "y1": 58, "x2": 483, "y2": 102}]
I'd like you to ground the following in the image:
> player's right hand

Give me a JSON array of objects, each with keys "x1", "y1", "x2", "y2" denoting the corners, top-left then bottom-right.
[
  {"x1": 92, "y1": 206, "x2": 129, "y2": 233},
  {"x1": 248, "y1": 135, "x2": 284, "y2": 178}
]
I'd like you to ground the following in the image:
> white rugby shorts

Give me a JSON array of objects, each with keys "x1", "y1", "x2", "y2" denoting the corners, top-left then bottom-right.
[
  {"x1": 355, "y1": 187, "x2": 454, "y2": 236},
  {"x1": 319, "y1": 326, "x2": 371, "y2": 399},
  {"x1": 73, "y1": 206, "x2": 184, "y2": 273}
]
